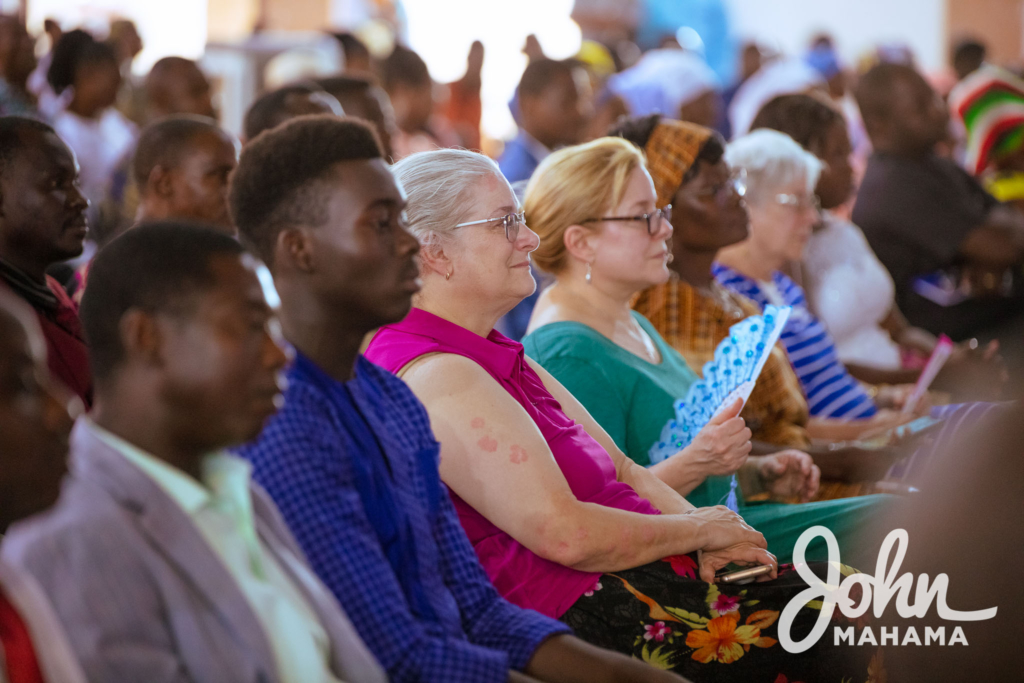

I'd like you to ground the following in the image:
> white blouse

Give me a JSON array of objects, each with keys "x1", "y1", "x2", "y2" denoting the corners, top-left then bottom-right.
[{"x1": 803, "y1": 213, "x2": 902, "y2": 370}]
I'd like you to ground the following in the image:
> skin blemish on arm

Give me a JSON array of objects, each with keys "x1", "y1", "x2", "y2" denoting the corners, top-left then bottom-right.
[
  {"x1": 477, "y1": 435, "x2": 498, "y2": 452},
  {"x1": 509, "y1": 444, "x2": 529, "y2": 464},
  {"x1": 471, "y1": 417, "x2": 485, "y2": 429}
]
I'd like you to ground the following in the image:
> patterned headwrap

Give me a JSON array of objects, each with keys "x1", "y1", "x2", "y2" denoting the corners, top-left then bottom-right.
[
  {"x1": 949, "y1": 65, "x2": 1024, "y2": 175},
  {"x1": 643, "y1": 119, "x2": 714, "y2": 208}
]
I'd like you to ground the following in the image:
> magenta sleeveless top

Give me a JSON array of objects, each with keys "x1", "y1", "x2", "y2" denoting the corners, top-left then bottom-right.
[{"x1": 365, "y1": 307, "x2": 660, "y2": 618}]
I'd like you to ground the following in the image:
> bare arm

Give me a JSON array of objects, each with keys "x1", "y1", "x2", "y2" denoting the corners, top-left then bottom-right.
[
  {"x1": 399, "y1": 353, "x2": 769, "y2": 573},
  {"x1": 959, "y1": 204, "x2": 1024, "y2": 269},
  {"x1": 525, "y1": 357, "x2": 694, "y2": 515}
]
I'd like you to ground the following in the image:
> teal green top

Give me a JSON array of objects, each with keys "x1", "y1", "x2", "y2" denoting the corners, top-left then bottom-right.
[
  {"x1": 522, "y1": 311, "x2": 733, "y2": 508},
  {"x1": 523, "y1": 312, "x2": 889, "y2": 565}
]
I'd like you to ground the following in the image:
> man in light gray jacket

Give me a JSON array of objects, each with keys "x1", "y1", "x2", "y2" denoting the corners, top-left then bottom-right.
[
  {"x1": 0, "y1": 288, "x2": 85, "y2": 683},
  {"x1": 2, "y1": 222, "x2": 387, "y2": 683}
]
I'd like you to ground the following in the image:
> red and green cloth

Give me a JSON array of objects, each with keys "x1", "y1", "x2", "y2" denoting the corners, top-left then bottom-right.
[{"x1": 949, "y1": 65, "x2": 1024, "y2": 175}]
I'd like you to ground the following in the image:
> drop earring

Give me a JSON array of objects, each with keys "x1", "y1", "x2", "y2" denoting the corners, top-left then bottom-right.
[{"x1": 585, "y1": 262, "x2": 592, "y2": 284}]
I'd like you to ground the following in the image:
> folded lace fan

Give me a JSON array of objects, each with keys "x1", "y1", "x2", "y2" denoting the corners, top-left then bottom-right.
[{"x1": 648, "y1": 305, "x2": 792, "y2": 511}]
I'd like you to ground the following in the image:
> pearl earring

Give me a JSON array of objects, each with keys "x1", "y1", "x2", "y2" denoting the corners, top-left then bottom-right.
[
  {"x1": 585, "y1": 262, "x2": 592, "y2": 284},
  {"x1": 445, "y1": 270, "x2": 451, "y2": 281}
]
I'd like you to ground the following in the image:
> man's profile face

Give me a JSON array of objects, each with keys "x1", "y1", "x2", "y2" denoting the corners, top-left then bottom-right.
[
  {"x1": 167, "y1": 130, "x2": 239, "y2": 232},
  {"x1": 0, "y1": 130, "x2": 89, "y2": 266},
  {"x1": 157, "y1": 253, "x2": 289, "y2": 450},
  {"x1": 0, "y1": 300, "x2": 76, "y2": 531},
  {"x1": 299, "y1": 159, "x2": 421, "y2": 331}
]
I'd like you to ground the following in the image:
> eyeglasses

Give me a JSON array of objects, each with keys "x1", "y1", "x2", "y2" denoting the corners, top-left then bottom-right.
[
  {"x1": 454, "y1": 210, "x2": 525, "y2": 243},
  {"x1": 774, "y1": 193, "x2": 821, "y2": 212},
  {"x1": 580, "y1": 205, "x2": 673, "y2": 235},
  {"x1": 694, "y1": 168, "x2": 747, "y2": 206}
]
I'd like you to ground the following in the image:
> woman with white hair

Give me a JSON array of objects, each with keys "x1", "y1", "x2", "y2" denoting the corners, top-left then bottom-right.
[
  {"x1": 713, "y1": 129, "x2": 921, "y2": 423},
  {"x1": 365, "y1": 147, "x2": 871, "y2": 680}
]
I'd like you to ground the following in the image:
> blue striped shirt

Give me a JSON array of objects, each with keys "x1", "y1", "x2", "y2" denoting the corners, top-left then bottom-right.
[{"x1": 713, "y1": 264, "x2": 878, "y2": 420}]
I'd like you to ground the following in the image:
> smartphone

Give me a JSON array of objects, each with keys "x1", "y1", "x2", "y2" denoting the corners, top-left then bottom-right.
[{"x1": 715, "y1": 564, "x2": 773, "y2": 585}]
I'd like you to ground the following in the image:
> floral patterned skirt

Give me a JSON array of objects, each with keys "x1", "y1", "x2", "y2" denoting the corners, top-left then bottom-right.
[{"x1": 560, "y1": 555, "x2": 882, "y2": 683}]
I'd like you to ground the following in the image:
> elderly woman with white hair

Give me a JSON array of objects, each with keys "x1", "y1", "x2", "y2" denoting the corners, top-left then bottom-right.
[
  {"x1": 365, "y1": 147, "x2": 872, "y2": 680},
  {"x1": 713, "y1": 129, "x2": 922, "y2": 424}
]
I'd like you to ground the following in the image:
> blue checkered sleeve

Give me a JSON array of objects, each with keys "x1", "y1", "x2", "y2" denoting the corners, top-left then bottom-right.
[
  {"x1": 431, "y1": 479, "x2": 571, "y2": 669},
  {"x1": 363, "y1": 362, "x2": 571, "y2": 669},
  {"x1": 239, "y1": 384, "x2": 512, "y2": 683}
]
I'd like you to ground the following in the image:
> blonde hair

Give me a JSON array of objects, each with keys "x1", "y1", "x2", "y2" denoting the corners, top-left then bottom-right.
[
  {"x1": 524, "y1": 137, "x2": 646, "y2": 274},
  {"x1": 392, "y1": 148, "x2": 505, "y2": 250}
]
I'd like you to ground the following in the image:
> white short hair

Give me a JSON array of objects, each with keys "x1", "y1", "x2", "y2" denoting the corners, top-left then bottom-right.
[
  {"x1": 391, "y1": 149, "x2": 506, "y2": 249},
  {"x1": 724, "y1": 129, "x2": 822, "y2": 202}
]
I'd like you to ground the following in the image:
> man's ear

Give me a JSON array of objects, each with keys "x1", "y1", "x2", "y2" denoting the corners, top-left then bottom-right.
[
  {"x1": 563, "y1": 223, "x2": 597, "y2": 266},
  {"x1": 276, "y1": 227, "x2": 315, "y2": 273},
  {"x1": 146, "y1": 164, "x2": 174, "y2": 200},
  {"x1": 119, "y1": 308, "x2": 163, "y2": 369}
]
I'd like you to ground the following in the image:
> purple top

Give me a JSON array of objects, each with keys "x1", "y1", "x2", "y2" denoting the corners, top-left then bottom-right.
[{"x1": 365, "y1": 308, "x2": 660, "y2": 618}]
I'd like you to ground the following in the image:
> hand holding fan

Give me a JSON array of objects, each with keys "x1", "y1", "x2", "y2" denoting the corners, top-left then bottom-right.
[{"x1": 648, "y1": 305, "x2": 792, "y2": 511}]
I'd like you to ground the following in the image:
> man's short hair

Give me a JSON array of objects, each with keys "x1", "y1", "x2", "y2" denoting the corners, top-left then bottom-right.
[
  {"x1": 229, "y1": 115, "x2": 382, "y2": 265},
  {"x1": 0, "y1": 116, "x2": 56, "y2": 175},
  {"x1": 379, "y1": 46, "x2": 430, "y2": 91},
  {"x1": 316, "y1": 74, "x2": 373, "y2": 99},
  {"x1": 518, "y1": 58, "x2": 578, "y2": 100},
  {"x1": 855, "y1": 62, "x2": 923, "y2": 124},
  {"x1": 953, "y1": 39, "x2": 986, "y2": 72},
  {"x1": 750, "y1": 93, "x2": 845, "y2": 155},
  {"x1": 133, "y1": 115, "x2": 226, "y2": 189},
  {"x1": 47, "y1": 30, "x2": 116, "y2": 95},
  {"x1": 243, "y1": 83, "x2": 336, "y2": 141},
  {"x1": 80, "y1": 221, "x2": 245, "y2": 383}
]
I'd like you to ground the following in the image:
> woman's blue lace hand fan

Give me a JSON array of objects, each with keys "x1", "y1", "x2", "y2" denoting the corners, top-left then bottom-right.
[{"x1": 648, "y1": 305, "x2": 792, "y2": 511}]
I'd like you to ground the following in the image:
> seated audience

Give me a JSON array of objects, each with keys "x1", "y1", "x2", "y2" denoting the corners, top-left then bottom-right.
[
  {"x1": 499, "y1": 58, "x2": 595, "y2": 184},
  {"x1": 518, "y1": 134, "x2": 887, "y2": 563},
  {"x1": 366, "y1": 146, "x2": 874, "y2": 679},
  {"x1": 0, "y1": 288, "x2": 86, "y2": 683},
  {"x1": 606, "y1": 48, "x2": 721, "y2": 127},
  {"x1": 48, "y1": 31, "x2": 136, "y2": 223},
  {"x1": 613, "y1": 116, "x2": 919, "y2": 496},
  {"x1": 97, "y1": 56, "x2": 217, "y2": 246},
  {"x1": 852, "y1": 63, "x2": 1024, "y2": 350},
  {"x1": 232, "y1": 115, "x2": 686, "y2": 683},
  {"x1": 714, "y1": 129, "x2": 921, "y2": 423},
  {"x1": 331, "y1": 31, "x2": 372, "y2": 75},
  {"x1": 379, "y1": 46, "x2": 455, "y2": 159},
  {"x1": 499, "y1": 58, "x2": 595, "y2": 340},
  {"x1": 0, "y1": 117, "x2": 91, "y2": 406},
  {"x1": 142, "y1": 56, "x2": 216, "y2": 123},
  {"x1": 620, "y1": 116, "x2": 815, "y2": 448},
  {"x1": 751, "y1": 93, "x2": 1005, "y2": 398},
  {"x1": 0, "y1": 17, "x2": 39, "y2": 118},
  {"x1": 133, "y1": 116, "x2": 239, "y2": 234},
  {"x1": 951, "y1": 37, "x2": 987, "y2": 83},
  {"x1": 316, "y1": 74, "x2": 396, "y2": 159},
  {"x1": 242, "y1": 82, "x2": 343, "y2": 143},
  {"x1": 2, "y1": 222, "x2": 388, "y2": 682}
]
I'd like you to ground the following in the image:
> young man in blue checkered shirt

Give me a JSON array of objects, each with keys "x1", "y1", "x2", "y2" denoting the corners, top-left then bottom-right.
[{"x1": 231, "y1": 115, "x2": 689, "y2": 683}]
